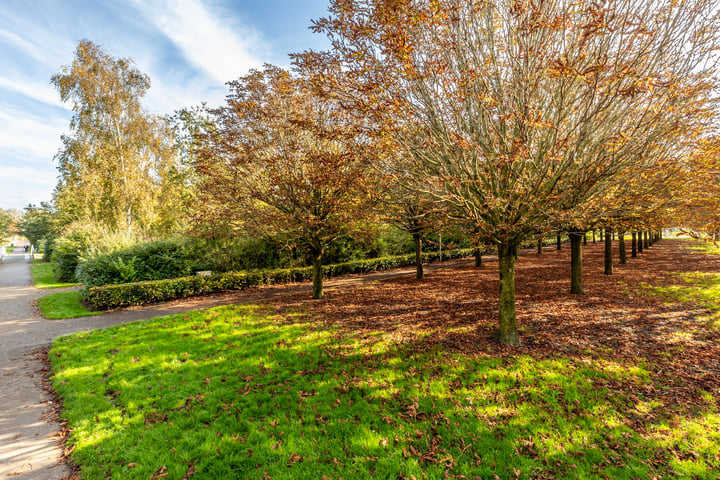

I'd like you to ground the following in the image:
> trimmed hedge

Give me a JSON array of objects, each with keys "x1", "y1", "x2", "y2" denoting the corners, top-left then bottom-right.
[{"x1": 84, "y1": 248, "x2": 476, "y2": 310}]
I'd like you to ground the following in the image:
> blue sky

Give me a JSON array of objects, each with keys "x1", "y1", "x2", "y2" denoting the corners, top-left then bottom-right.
[{"x1": 0, "y1": 0, "x2": 331, "y2": 210}]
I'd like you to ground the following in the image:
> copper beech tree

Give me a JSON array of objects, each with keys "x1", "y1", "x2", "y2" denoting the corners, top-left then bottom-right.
[
  {"x1": 298, "y1": 0, "x2": 720, "y2": 344},
  {"x1": 678, "y1": 136, "x2": 720, "y2": 239},
  {"x1": 194, "y1": 66, "x2": 377, "y2": 299}
]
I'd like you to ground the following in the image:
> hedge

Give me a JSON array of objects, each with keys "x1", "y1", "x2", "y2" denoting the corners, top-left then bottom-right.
[{"x1": 84, "y1": 248, "x2": 476, "y2": 310}]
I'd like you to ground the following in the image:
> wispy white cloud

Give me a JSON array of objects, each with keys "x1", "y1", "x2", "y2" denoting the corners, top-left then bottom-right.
[
  {"x1": 0, "y1": 165, "x2": 56, "y2": 209},
  {"x1": 131, "y1": 0, "x2": 267, "y2": 85},
  {"x1": 0, "y1": 28, "x2": 49, "y2": 64},
  {"x1": 0, "y1": 77, "x2": 64, "y2": 109},
  {"x1": 0, "y1": 108, "x2": 66, "y2": 159}
]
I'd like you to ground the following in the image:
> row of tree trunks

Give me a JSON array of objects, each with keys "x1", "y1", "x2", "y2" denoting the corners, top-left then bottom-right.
[
  {"x1": 602, "y1": 230, "x2": 661, "y2": 277},
  {"x1": 569, "y1": 230, "x2": 662, "y2": 293}
]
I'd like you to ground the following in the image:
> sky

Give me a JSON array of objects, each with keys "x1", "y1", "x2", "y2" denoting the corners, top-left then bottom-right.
[{"x1": 0, "y1": 0, "x2": 332, "y2": 211}]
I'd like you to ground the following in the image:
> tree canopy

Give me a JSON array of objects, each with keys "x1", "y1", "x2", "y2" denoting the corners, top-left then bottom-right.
[
  {"x1": 194, "y1": 65, "x2": 379, "y2": 298},
  {"x1": 297, "y1": 0, "x2": 720, "y2": 343}
]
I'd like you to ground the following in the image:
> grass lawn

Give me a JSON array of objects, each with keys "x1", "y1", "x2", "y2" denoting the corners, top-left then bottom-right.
[
  {"x1": 648, "y1": 241, "x2": 720, "y2": 327},
  {"x1": 51, "y1": 305, "x2": 718, "y2": 479},
  {"x1": 31, "y1": 260, "x2": 95, "y2": 319},
  {"x1": 31, "y1": 260, "x2": 81, "y2": 289},
  {"x1": 38, "y1": 290, "x2": 101, "y2": 319}
]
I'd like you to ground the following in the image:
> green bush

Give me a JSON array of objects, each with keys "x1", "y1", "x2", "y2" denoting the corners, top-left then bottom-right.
[
  {"x1": 76, "y1": 239, "x2": 195, "y2": 287},
  {"x1": 51, "y1": 223, "x2": 98, "y2": 282},
  {"x1": 190, "y1": 236, "x2": 297, "y2": 272},
  {"x1": 85, "y1": 248, "x2": 476, "y2": 310},
  {"x1": 41, "y1": 238, "x2": 54, "y2": 261}
]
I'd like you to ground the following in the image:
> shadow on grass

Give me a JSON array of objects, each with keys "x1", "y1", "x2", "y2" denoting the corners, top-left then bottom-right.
[
  {"x1": 38, "y1": 290, "x2": 100, "y2": 319},
  {"x1": 50, "y1": 302, "x2": 719, "y2": 480}
]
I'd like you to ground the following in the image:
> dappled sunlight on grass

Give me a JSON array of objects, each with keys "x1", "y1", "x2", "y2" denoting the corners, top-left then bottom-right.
[{"x1": 50, "y1": 302, "x2": 720, "y2": 478}]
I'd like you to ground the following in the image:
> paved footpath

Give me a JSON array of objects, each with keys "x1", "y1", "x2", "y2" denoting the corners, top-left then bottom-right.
[{"x1": 0, "y1": 246, "x2": 549, "y2": 478}]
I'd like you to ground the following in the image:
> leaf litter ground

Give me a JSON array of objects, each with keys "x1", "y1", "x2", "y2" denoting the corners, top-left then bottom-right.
[{"x1": 48, "y1": 238, "x2": 720, "y2": 479}]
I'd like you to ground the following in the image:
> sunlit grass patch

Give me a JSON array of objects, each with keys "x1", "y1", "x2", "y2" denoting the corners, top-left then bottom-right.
[
  {"x1": 685, "y1": 240, "x2": 720, "y2": 256},
  {"x1": 649, "y1": 272, "x2": 720, "y2": 327},
  {"x1": 49, "y1": 304, "x2": 720, "y2": 479},
  {"x1": 30, "y1": 259, "x2": 81, "y2": 289},
  {"x1": 38, "y1": 290, "x2": 101, "y2": 319}
]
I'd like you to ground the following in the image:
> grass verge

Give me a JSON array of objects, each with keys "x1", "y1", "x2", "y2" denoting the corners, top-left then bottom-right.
[
  {"x1": 38, "y1": 291, "x2": 101, "y2": 319},
  {"x1": 31, "y1": 260, "x2": 81, "y2": 289},
  {"x1": 648, "y1": 240, "x2": 720, "y2": 327},
  {"x1": 50, "y1": 304, "x2": 719, "y2": 479}
]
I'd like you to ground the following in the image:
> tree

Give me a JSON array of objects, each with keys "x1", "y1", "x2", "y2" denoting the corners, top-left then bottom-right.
[
  {"x1": 674, "y1": 136, "x2": 720, "y2": 238},
  {"x1": 194, "y1": 66, "x2": 378, "y2": 299},
  {"x1": 300, "y1": 0, "x2": 720, "y2": 344},
  {"x1": 0, "y1": 209, "x2": 15, "y2": 243},
  {"x1": 386, "y1": 191, "x2": 441, "y2": 279},
  {"x1": 52, "y1": 40, "x2": 182, "y2": 234},
  {"x1": 17, "y1": 203, "x2": 59, "y2": 249}
]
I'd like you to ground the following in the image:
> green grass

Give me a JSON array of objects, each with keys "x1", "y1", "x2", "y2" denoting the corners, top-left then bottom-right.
[
  {"x1": 50, "y1": 305, "x2": 720, "y2": 479},
  {"x1": 31, "y1": 260, "x2": 80, "y2": 289},
  {"x1": 38, "y1": 291, "x2": 101, "y2": 319},
  {"x1": 648, "y1": 240, "x2": 720, "y2": 327}
]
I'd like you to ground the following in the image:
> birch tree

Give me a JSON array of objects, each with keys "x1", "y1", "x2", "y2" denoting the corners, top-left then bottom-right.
[{"x1": 52, "y1": 40, "x2": 181, "y2": 233}]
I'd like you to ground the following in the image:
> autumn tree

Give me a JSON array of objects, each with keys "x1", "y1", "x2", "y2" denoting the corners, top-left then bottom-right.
[
  {"x1": 674, "y1": 136, "x2": 720, "y2": 238},
  {"x1": 0, "y1": 209, "x2": 16, "y2": 244},
  {"x1": 52, "y1": 40, "x2": 183, "y2": 234},
  {"x1": 299, "y1": 0, "x2": 720, "y2": 344},
  {"x1": 194, "y1": 65, "x2": 378, "y2": 299}
]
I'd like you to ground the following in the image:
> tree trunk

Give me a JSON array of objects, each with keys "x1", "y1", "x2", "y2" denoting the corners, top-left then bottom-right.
[
  {"x1": 414, "y1": 235, "x2": 424, "y2": 279},
  {"x1": 537, "y1": 237, "x2": 543, "y2": 254},
  {"x1": 604, "y1": 228, "x2": 613, "y2": 275},
  {"x1": 618, "y1": 232, "x2": 627, "y2": 265},
  {"x1": 600, "y1": 229, "x2": 604, "y2": 241},
  {"x1": 556, "y1": 233, "x2": 562, "y2": 250},
  {"x1": 311, "y1": 253, "x2": 324, "y2": 299},
  {"x1": 592, "y1": 230, "x2": 596, "y2": 243},
  {"x1": 569, "y1": 232, "x2": 584, "y2": 295},
  {"x1": 583, "y1": 233, "x2": 587, "y2": 246},
  {"x1": 638, "y1": 231, "x2": 643, "y2": 253},
  {"x1": 644, "y1": 231, "x2": 650, "y2": 249},
  {"x1": 497, "y1": 242, "x2": 520, "y2": 346},
  {"x1": 631, "y1": 231, "x2": 637, "y2": 258},
  {"x1": 474, "y1": 246, "x2": 482, "y2": 267}
]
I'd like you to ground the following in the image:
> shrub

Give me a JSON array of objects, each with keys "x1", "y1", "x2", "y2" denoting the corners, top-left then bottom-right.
[
  {"x1": 51, "y1": 223, "x2": 99, "y2": 282},
  {"x1": 76, "y1": 239, "x2": 195, "y2": 287},
  {"x1": 190, "y1": 236, "x2": 296, "y2": 272},
  {"x1": 84, "y1": 248, "x2": 476, "y2": 310},
  {"x1": 42, "y1": 238, "x2": 54, "y2": 261}
]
